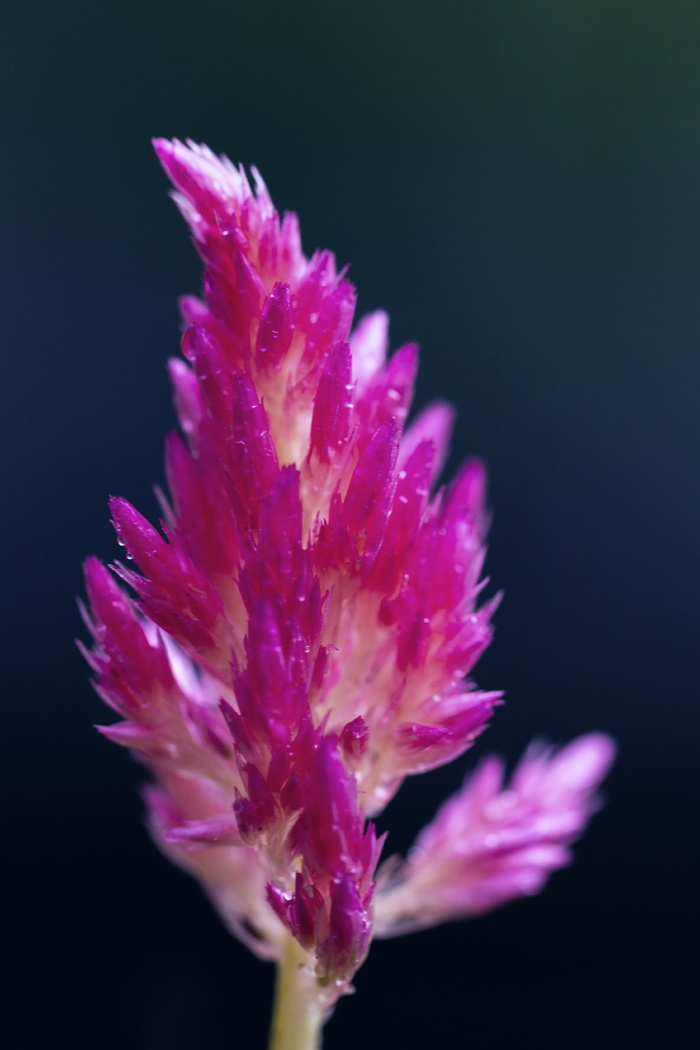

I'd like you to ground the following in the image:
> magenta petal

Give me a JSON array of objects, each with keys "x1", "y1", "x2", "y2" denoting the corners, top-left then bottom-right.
[
  {"x1": 338, "y1": 420, "x2": 398, "y2": 562},
  {"x1": 355, "y1": 342, "x2": 417, "y2": 437},
  {"x1": 318, "y1": 876, "x2": 370, "y2": 979},
  {"x1": 340, "y1": 717, "x2": 369, "y2": 761},
  {"x1": 398, "y1": 400, "x2": 456, "y2": 485},
  {"x1": 228, "y1": 374, "x2": 279, "y2": 498},
  {"x1": 168, "y1": 357, "x2": 203, "y2": 447},
  {"x1": 309, "y1": 342, "x2": 353, "y2": 463},
  {"x1": 255, "y1": 282, "x2": 294, "y2": 372},
  {"x1": 443, "y1": 457, "x2": 488, "y2": 538},
  {"x1": 165, "y1": 815, "x2": 241, "y2": 846},
  {"x1": 95, "y1": 722, "x2": 169, "y2": 755}
]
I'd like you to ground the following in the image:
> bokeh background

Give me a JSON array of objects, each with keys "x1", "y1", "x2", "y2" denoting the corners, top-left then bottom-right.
[{"x1": 2, "y1": 2, "x2": 698, "y2": 1047}]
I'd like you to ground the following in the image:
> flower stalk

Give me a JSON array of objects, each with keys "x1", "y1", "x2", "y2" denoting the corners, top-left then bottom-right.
[{"x1": 269, "y1": 935, "x2": 324, "y2": 1050}]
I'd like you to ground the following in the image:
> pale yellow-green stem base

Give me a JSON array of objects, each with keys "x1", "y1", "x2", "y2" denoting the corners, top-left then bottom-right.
[{"x1": 269, "y1": 935, "x2": 325, "y2": 1050}]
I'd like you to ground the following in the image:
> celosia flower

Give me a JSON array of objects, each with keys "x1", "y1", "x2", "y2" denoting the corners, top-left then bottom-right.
[
  {"x1": 374, "y1": 734, "x2": 616, "y2": 936},
  {"x1": 81, "y1": 139, "x2": 614, "y2": 1049}
]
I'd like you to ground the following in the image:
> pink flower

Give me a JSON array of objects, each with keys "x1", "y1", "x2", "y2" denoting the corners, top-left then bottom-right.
[
  {"x1": 374, "y1": 734, "x2": 616, "y2": 936},
  {"x1": 81, "y1": 140, "x2": 613, "y2": 1017}
]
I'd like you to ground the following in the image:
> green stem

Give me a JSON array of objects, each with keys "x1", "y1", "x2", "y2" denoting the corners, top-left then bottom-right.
[{"x1": 269, "y1": 935, "x2": 325, "y2": 1050}]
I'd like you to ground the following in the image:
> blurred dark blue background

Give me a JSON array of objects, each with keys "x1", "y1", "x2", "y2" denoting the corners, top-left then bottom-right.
[{"x1": 2, "y1": 2, "x2": 698, "y2": 1047}]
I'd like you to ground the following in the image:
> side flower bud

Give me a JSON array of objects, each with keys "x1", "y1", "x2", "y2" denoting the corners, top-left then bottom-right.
[{"x1": 374, "y1": 734, "x2": 616, "y2": 936}]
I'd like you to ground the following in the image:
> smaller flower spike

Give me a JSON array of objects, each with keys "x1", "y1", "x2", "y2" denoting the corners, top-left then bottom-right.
[{"x1": 373, "y1": 734, "x2": 616, "y2": 937}]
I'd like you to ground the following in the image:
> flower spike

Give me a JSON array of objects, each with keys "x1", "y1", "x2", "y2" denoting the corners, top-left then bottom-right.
[
  {"x1": 374, "y1": 734, "x2": 617, "y2": 936},
  {"x1": 82, "y1": 140, "x2": 614, "y2": 1045}
]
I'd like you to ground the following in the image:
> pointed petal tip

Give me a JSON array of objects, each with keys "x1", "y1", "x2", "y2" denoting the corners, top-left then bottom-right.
[
  {"x1": 399, "y1": 399, "x2": 457, "y2": 479},
  {"x1": 152, "y1": 137, "x2": 184, "y2": 173},
  {"x1": 552, "y1": 732, "x2": 617, "y2": 788},
  {"x1": 393, "y1": 341, "x2": 419, "y2": 371},
  {"x1": 460, "y1": 455, "x2": 488, "y2": 491},
  {"x1": 83, "y1": 555, "x2": 119, "y2": 601},
  {"x1": 82, "y1": 554, "x2": 104, "y2": 581}
]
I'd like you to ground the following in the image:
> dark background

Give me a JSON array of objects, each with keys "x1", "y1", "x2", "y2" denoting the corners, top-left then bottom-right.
[{"x1": 2, "y1": 2, "x2": 698, "y2": 1047}]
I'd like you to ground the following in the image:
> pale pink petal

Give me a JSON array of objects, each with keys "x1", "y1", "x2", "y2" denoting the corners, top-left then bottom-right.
[{"x1": 374, "y1": 734, "x2": 616, "y2": 936}]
